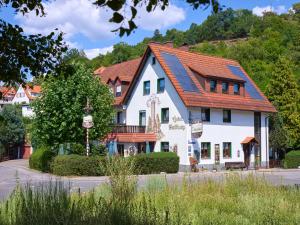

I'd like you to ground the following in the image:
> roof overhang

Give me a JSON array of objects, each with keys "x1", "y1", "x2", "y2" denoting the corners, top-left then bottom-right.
[{"x1": 241, "y1": 137, "x2": 258, "y2": 144}]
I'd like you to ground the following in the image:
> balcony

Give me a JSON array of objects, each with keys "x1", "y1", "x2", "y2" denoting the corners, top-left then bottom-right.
[{"x1": 112, "y1": 125, "x2": 146, "y2": 133}]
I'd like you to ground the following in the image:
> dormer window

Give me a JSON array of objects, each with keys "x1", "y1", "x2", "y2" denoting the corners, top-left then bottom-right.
[
  {"x1": 210, "y1": 80, "x2": 217, "y2": 92},
  {"x1": 116, "y1": 85, "x2": 122, "y2": 97},
  {"x1": 234, "y1": 83, "x2": 240, "y2": 95},
  {"x1": 222, "y1": 82, "x2": 229, "y2": 94}
]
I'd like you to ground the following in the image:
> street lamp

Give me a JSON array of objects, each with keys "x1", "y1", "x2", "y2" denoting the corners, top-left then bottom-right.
[{"x1": 82, "y1": 98, "x2": 93, "y2": 156}]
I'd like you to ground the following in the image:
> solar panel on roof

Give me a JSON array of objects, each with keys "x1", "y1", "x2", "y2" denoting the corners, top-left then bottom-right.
[
  {"x1": 227, "y1": 65, "x2": 264, "y2": 100},
  {"x1": 161, "y1": 52, "x2": 199, "y2": 92}
]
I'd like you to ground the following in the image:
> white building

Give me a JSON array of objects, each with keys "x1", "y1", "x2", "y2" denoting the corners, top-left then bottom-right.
[
  {"x1": 95, "y1": 42, "x2": 276, "y2": 170},
  {"x1": 12, "y1": 85, "x2": 41, "y2": 117}
]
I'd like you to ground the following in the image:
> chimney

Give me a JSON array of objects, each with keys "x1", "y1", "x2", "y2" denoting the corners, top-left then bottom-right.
[
  {"x1": 163, "y1": 41, "x2": 174, "y2": 48},
  {"x1": 178, "y1": 43, "x2": 189, "y2": 51}
]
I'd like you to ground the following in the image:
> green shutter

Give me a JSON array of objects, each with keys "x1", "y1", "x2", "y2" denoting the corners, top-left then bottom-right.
[
  {"x1": 230, "y1": 142, "x2": 232, "y2": 158},
  {"x1": 208, "y1": 143, "x2": 211, "y2": 158}
]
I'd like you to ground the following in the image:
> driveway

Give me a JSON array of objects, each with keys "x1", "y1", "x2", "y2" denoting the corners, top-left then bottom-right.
[{"x1": 1, "y1": 159, "x2": 300, "y2": 200}]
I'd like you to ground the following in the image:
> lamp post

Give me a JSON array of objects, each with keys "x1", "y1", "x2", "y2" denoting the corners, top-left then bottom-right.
[{"x1": 82, "y1": 98, "x2": 93, "y2": 156}]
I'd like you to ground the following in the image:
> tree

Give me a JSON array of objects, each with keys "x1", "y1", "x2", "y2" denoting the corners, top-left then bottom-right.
[
  {"x1": 93, "y1": 0, "x2": 222, "y2": 36},
  {"x1": 266, "y1": 57, "x2": 300, "y2": 148},
  {"x1": 31, "y1": 63, "x2": 115, "y2": 148},
  {"x1": 0, "y1": 105, "x2": 25, "y2": 155},
  {"x1": 0, "y1": 1, "x2": 67, "y2": 84}
]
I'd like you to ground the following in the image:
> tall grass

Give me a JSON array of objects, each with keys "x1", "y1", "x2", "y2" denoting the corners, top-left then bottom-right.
[{"x1": 0, "y1": 158, "x2": 299, "y2": 225}]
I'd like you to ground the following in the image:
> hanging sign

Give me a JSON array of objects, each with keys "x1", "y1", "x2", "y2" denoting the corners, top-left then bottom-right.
[
  {"x1": 82, "y1": 115, "x2": 94, "y2": 128},
  {"x1": 191, "y1": 120, "x2": 203, "y2": 138}
]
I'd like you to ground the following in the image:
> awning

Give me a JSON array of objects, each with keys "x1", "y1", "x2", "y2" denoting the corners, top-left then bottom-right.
[
  {"x1": 106, "y1": 133, "x2": 157, "y2": 143},
  {"x1": 241, "y1": 137, "x2": 258, "y2": 144}
]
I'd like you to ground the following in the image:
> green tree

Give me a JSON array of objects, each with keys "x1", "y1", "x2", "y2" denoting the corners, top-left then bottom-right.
[
  {"x1": 31, "y1": 64, "x2": 115, "y2": 148},
  {"x1": 0, "y1": 1, "x2": 67, "y2": 84},
  {"x1": 266, "y1": 57, "x2": 300, "y2": 148},
  {"x1": 0, "y1": 105, "x2": 25, "y2": 154}
]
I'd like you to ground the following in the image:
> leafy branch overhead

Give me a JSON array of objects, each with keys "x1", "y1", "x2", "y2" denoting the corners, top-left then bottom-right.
[
  {"x1": 0, "y1": 0, "x2": 67, "y2": 85},
  {"x1": 93, "y1": 0, "x2": 222, "y2": 36}
]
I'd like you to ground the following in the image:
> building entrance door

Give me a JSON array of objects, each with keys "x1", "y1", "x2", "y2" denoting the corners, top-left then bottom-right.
[
  {"x1": 215, "y1": 144, "x2": 220, "y2": 165},
  {"x1": 243, "y1": 144, "x2": 250, "y2": 168}
]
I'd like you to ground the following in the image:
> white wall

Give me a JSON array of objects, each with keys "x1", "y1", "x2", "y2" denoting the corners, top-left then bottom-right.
[
  {"x1": 189, "y1": 109, "x2": 255, "y2": 166},
  {"x1": 126, "y1": 53, "x2": 189, "y2": 165},
  {"x1": 22, "y1": 105, "x2": 35, "y2": 117},
  {"x1": 124, "y1": 53, "x2": 270, "y2": 168},
  {"x1": 12, "y1": 86, "x2": 29, "y2": 104}
]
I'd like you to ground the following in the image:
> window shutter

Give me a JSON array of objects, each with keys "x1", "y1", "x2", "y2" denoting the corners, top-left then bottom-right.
[
  {"x1": 230, "y1": 143, "x2": 232, "y2": 158},
  {"x1": 208, "y1": 143, "x2": 211, "y2": 158}
]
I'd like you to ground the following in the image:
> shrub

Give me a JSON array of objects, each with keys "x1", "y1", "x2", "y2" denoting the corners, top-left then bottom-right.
[
  {"x1": 51, "y1": 154, "x2": 106, "y2": 176},
  {"x1": 284, "y1": 150, "x2": 300, "y2": 168},
  {"x1": 133, "y1": 152, "x2": 179, "y2": 174},
  {"x1": 29, "y1": 147, "x2": 56, "y2": 172},
  {"x1": 70, "y1": 143, "x2": 85, "y2": 155}
]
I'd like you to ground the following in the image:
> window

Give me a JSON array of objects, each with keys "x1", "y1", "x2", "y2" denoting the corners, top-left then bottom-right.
[
  {"x1": 152, "y1": 57, "x2": 156, "y2": 65},
  {"x1": 201, "y1": 142, "x2": 211, "y2": 159},
  {"x1": 157, "y1": 78, "x2": 165, "y2": 93},
  {"x1": 139, "y1": 110, "x2": 146, "y2": 126},
  {"x1": 161, "y1": 142, "x2": 169, "y2": 152},
  {"x1": 161, "y1": 108, "x2": 169, "y2": 123},
  {"x1": 222, "y1": 82, "x2": 229, "y2": 94},
  {"x1": 223, "y1": 109, "x2": 231, "y2": 123},
  {"x1": 210, "y1": 80, "x2": 217, "y2": 92},
  {"x1": 116, "y1": 85, "x2": 122, "y2": 97},
  {"x1": 143, "y1": 81, "x2": 150, "y2": 95},
  {"x1": 234, "y1": 83, "x2": 240, "y2": 95},
  {"x1": 117, "y1": 111, "x2": 122, "y2": 124},
  {"x1": 223, "y1": 142, "x2": 232, "y2": 158},
  {"x1": 201, "y1": 108, "x2": 210, "y2": 122}
]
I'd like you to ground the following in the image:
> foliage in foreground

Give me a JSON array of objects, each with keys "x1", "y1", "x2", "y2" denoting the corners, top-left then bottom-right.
[
  {"x1": 0, "y1": 174, "x2": 299, "y2": 225},
  {"x1": 0, "y1": 105, "x2": 24, "y2": 156},
  {"x1": 29, "y1": 147, "x2": 55, "y2": 172},
  {"x1": 31, "y1": 63, "x2": 114, "y2": 148},
  {"x1": 284, "y1": 150, "x2": 300, "y2": 168}
]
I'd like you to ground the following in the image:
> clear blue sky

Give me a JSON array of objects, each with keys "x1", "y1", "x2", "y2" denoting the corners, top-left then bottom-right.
[{"x1": 1, "y1": 0, "x2": 299, "y2": 58}]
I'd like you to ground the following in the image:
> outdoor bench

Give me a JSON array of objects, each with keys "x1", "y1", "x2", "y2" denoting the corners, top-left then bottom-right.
[{"x1": 225, "y1": 162, "x2": 246, "y2": 170}]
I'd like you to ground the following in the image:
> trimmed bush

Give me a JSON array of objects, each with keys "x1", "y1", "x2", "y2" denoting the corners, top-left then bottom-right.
[
  {"x1": 51, "y1": 154, "x2": 106, "y2": 176},
  {"x1": 284, "y1": 150, "x2": 300, "y2": 168},
  {"x1": 29, "y1": 147, "x2": 56, "y2": 172},
  {"x1": 133, "y1": 152, "x2": 179, "y2": 174}
]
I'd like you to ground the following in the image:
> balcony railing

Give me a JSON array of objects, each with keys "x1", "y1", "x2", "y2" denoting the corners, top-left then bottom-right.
[{"x1": 112, "y1": 125, "x2": 146, "y2": 133}]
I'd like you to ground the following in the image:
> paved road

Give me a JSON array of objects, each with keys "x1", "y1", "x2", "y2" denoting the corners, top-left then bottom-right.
[{"x1": 1, "y1": 160, "x2": 300, "y2": 200}]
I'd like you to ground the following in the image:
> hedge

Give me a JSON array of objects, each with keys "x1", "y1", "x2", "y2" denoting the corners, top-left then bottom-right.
[
  {"x1": 29, "y1": 147, "x2": 56, "y2": 172},
  {"x1": 50, "y1": 152, "x2": 179, "y2": 176},
  {"x1": 284, "y1": 150, "x2": 300, "y2": 169},
  {"x1": 133, "y1": 152, "x2": 179, "y2": 174},
  {"x1": 51, "y1": 154, "x2": 106, "y2": 176}
]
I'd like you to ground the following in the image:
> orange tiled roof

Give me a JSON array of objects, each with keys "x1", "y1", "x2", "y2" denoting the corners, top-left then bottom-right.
[
  {"x1": 146, "y1": 43, "x2": 276, "y2": 112},
  {"x1": 24, "y1": 85, "x2": 41, "y2": 100},
  {"x1": 95, "y1": 58, "x2": 142, "y2": 83},
  {"x1": 0, "y1": 87, "x2": 16, "y2": 97},
  {"x1": 96, "y1": 43, "x2": 276, "y2": 113},
  {"x1": 95, "y1": 58, "x2": 141, "y2": 106},
  {"x1": 106, "y1": 133, "x2": 157, "y2": 142}
]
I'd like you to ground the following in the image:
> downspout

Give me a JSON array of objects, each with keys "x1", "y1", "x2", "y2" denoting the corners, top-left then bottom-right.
[{"x1": 265, "y1": 115, "x2": 270, "y2": 168}]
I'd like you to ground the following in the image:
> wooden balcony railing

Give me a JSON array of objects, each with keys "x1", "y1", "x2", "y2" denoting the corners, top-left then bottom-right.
[{"x1": 112, "y1": 125, "x2": 146, "y2": 133}]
